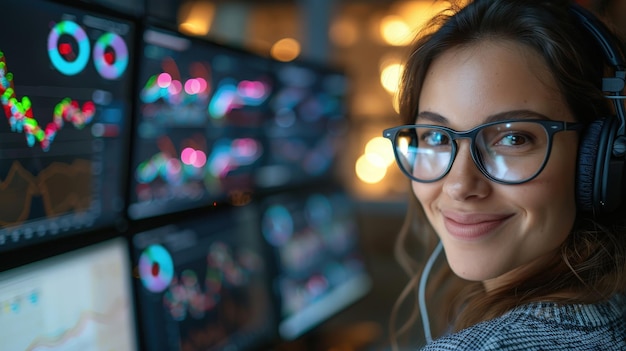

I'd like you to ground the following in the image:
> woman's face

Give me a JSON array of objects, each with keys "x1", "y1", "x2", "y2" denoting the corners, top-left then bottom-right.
[{"x1": 414, "y1": 40, "x2": 579, "y2": 289}]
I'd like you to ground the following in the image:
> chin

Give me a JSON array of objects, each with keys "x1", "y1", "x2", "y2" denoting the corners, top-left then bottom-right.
[
  {"x1": 447, "y1": 255, "x2": 509, "y2": 282},
  {"x1": 450, "y1": 267, "x2": 495, "y2": 282}
]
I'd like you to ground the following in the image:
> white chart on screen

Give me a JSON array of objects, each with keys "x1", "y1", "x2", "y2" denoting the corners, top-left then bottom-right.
[{"x1": 0, "y1": 238, "x2": 137, "y2": 351}]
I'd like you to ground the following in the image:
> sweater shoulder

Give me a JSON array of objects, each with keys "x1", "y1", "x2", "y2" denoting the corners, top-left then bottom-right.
[
  {"x1": 419, "y1": 314, "x2": 522, "y2": 351},
  {"x1": 420, "y1": 297, "x2": 626, "y2": 351}
]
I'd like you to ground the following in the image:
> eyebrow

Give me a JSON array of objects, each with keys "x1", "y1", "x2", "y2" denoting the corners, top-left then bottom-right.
[{"x1": 415, "y1": 110, "x2": 551, "y2": 124}]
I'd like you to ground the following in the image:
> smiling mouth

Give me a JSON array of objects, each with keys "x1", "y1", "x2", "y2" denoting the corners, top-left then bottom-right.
[{"x1": 442, "y1": 213, "x2": 513, "y2": 241}]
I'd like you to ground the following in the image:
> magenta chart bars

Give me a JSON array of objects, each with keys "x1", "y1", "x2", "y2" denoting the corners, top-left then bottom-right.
[
  {"x1": 127, "y1": 26, "x2": 275, "y2": 220},
  {"x1": 0, "y1": 0, "x2": 136, "y2": 252}
]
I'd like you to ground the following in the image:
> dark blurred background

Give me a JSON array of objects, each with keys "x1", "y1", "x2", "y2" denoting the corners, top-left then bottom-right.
[{"x1": 136, "y1": 1, "x2": 419, "y2": 349}]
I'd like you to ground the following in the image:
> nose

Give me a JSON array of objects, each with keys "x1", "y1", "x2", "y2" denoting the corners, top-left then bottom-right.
[{"x1": 442, "y1": 140, "x2": 491, "y2": 201}]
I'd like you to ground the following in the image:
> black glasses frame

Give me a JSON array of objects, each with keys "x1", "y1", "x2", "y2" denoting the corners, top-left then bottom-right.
[{"x1": 382, "y1": 119, "x2": 584, "y2": 184}]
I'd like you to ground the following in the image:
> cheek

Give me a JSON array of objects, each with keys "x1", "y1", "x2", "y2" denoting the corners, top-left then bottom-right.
[
  {"x1": 549, "y1": 141, "x2": 578, "y2": 208},
  {"x1": 517, "y1": 150, "x2": 578, "y2": 235},
  {"x1": 412, "y1": 182, "x2": 436, "y2": 208},
  {"x1": 411, "y1": 182, "x2": 420, "y2": 199},
  {"x1": 411, "y1": 182, "x2": 441, "y2": 224},
  {"x1": 517, "y1": 181, "x2": 576, "y2": 228}
]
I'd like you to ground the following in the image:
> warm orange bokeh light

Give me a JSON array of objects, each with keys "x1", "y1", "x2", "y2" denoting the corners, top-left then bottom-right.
[
  {"x1": 270, "y1": 38, "x2": 301, "y2": 62},
  {"x1": 178, "y1": 1, "x2": 215, "y2": 36}
]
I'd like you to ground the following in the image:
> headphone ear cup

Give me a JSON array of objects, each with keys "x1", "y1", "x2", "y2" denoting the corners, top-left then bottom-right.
[{"x1": 576, "y1": 119, "x2": 604, "y2": 212}]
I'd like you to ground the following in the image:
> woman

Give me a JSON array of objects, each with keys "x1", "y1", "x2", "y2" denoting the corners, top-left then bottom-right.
[{"x1": 383, "y1": 0, "x2": 626, "y2": 349}]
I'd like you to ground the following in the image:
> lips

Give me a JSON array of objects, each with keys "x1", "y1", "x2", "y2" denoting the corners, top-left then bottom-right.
[{"x1": 442, "y1": 211, "x2": 513, "y2": 241}]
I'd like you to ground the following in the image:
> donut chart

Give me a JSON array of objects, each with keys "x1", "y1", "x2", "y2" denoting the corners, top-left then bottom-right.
[
  {"x1": 139, "y1": 244, "x2": 175, "y2": 293},
  {"x1": 47, "y1": 20, "x2": 90, "y2": 76},
  {"x1": 93, "y1": 32, "x2": 129, "y2": 79}
]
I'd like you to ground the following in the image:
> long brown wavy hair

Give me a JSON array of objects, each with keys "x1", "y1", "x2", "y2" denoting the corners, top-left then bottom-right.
[{"x1": 390, "y1": 0, "x2": 626, "y2": 349}]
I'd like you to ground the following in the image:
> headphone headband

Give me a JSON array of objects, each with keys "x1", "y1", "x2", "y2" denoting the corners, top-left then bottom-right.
[
  {"x1": 570, "y1": 4, "x2": 626, "y2": 133},
  {"x1": 570, "y1": 3, "x2": 626, "y2": 72}
]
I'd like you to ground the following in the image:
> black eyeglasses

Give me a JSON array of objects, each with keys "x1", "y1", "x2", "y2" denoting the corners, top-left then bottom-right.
[{"x1": 382, "y1": 119, "x2": 584, "y2": 184}]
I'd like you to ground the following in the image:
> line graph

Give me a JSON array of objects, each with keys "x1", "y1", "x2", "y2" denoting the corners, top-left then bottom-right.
[
  {"x1": 0, "y1": 160, "x2": 92, "y2": 227},
  {"x1": 24, "y1": 298, "x2": 129, "y2": 351},
  {"x1": 139, "y1": 55, "x2": 271, "y2": 123},
  {"x1": 0, "y1": 50, "x2": 96, "y2": 152},
  {"x1": 0, "y1": 238, "x2": 137, "y2": 351},
  {"x1": 0, "y1": 161, "x2": 37, "y2": 225}
]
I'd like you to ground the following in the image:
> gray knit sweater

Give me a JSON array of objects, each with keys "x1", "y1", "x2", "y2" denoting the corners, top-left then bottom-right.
[{"x1": 421, "y1": 294, "x2": 626, "y2": 350}]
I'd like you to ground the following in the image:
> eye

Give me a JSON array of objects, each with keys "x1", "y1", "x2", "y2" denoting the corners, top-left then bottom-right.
[
  {"x1": 419, "y1": 129, "x2": 450, "y2": 146},
  {"x1": 495, "y1": 133, "x2": 532, "y2": 147}
]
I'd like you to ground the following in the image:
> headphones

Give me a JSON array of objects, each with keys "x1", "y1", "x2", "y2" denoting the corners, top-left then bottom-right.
[{"x1": 571, "y1": 3, "x2": 626, "y2": 216}]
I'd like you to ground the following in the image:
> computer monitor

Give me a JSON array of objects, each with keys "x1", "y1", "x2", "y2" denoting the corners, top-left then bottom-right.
[
  {"x1": 80, "y1": 0, "x2": 145, "y2": 17},
  {"x1": 259, "y1": 185, "x2": 371, "y2": 340},
  {"x1": 145, "y1": 0, "x2": 182, "y2": 25},
  {"x1": 131, "y1": 206, "x2": 277, "y2": 351},
  {"x1": 0, "y1": 236, "x2": 138, "y2": 351},
  {"x1": 0, "y1": 0, "x2": 136, "y2": 252},
  {"x1": 255, "y1": 60, "x2": 350, "y2": 191},
  {"x1": 127, "y1": 26, "x2": 274, "y2": 220}
]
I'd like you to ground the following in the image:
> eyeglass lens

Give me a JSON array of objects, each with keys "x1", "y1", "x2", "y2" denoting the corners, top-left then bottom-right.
[{"x1": 393, "y1": 121, "x2": 551, "y2": 183}]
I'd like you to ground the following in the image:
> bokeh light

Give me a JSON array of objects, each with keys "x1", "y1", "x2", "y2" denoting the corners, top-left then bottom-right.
[
  {"x1": 178, "y1": 1, "x2": 215, "y2": 36},
  {"x1": 380, "y1": 63, "x2": 404, "y2": 94},
  {"x1": 379, "y1": 15, "x2": 413, "y2": 46},
  {"x1": 355, "y1": 154, "x2": 387, "y2": 184},
  {"x1": 270, "y1": 38, "x2": 301, "y2": 62},
  {"x1": 355, "y1": 135, "x2": 397, "y2": 184},
  {"x1": 364, "y1": 137, "x2": 395, "y2": 167}
]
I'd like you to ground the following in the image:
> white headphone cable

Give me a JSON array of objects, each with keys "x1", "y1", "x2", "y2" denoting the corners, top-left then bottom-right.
[{"x1": 418, "y1": 240, "x2": 443, "y2": 344}]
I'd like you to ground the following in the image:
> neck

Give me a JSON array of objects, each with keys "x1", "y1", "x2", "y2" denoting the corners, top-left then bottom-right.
[{"x1": 482, "y1": 250, "x2": 560, "y2": 293}]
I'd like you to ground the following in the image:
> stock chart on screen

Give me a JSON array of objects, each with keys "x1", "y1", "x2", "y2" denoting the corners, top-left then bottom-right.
[
  {"x1": 0, "y1": 0, "x2": 135, "y2": 251},
  {"x1": 131, "y1": 206, "x2": 276, "y2": 351},
  {"x1": 127, "y1": 26, "x2": 274, "y2": 220},
  {"x1": 0, "y1": 237, "x2": 138, "y2": 351},
  {"x1": 259, "y1": 185, "x2": 371, "y2": 340},
  {"x1": 256, "y1": 60, "x2": 349, "y2": 191}
]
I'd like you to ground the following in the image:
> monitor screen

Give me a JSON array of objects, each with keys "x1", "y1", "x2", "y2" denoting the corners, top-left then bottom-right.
[
  {"x1": 0, "y1": 236, "x2": 138, "y2": 351},
  {"x1": 83, "y1": 0, "x2": 145, "y2": 17},
  {"x1": 259, "y1": 186, "x2": 371, "y2": 340},
  {"x1": 127, "y1": 26, "x2": 274, "y2": 220},
  {"x1": 0, "y1": 0, "x2": 135, "y2": 252},
  {"x1": 131, "y1": 206, "x2": 276, "y2": 351},
  {"x1": 255, "y1": 60, "x2": 350, "y2": 190},
  {"x1": 145, "y1": 0, "x2": 181, "y2": 25}
]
